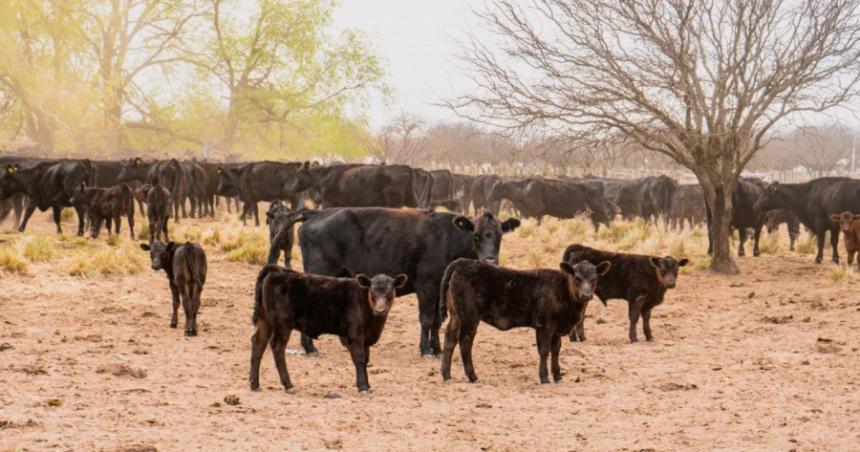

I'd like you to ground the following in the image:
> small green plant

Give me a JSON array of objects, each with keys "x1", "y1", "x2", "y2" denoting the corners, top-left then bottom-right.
[
  {"x1": 828, "y1": 267, "x2": 845, "y2": 283},
  {"x1": 60, "y1": 208, "x2": 75, "y2": 222},
  {"x1": 106, "y1": 234, "x2": 121, "y2": 247},
  {"x1": 69, "y1": 254, "x2": 97, "y2": 277},
  {"x1": 23, "y1": 235, "x2": 55, "y2": 262},
  {"x1": 203, "y1": 226, "x2": 222, "y2": 246},
  {"x1": 225, "y1": 243, "x2": 268, "y2": 265},
  {"x1": 136, "y1": 220, "x2": 151, "y2": 241},
  {"x1": 796, "y1": 234, "x2": 816, "y2": 255},
  {"x1": 0, "y1": 245, "x2": 28, "y2": 273},
  {"x1": 758, "y1": 231, "x2": 782, "y2": 255},
  {"x1": 694, "y1": 257, "x2": 712, "y2": 271}
]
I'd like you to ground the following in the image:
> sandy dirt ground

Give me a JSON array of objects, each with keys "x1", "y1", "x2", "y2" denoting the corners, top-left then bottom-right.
[{"x1": 1, "y1": 211, "x2": 860, "y2": 451}]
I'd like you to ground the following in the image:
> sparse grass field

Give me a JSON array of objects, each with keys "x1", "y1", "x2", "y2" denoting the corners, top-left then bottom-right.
[{"x1": 1, "y1": 207, "x2": 859, "y2": 450}]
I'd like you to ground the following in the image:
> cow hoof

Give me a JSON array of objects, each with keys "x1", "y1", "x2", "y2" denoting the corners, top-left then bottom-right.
[
  {"x1": 359, "y1": 389, "x2": 371, "y2": 395},
  {"x1": 553, "y1": 376, "x2": 562, "y2": 383},
  {"x1": 421, "y1": 353, "x2": 437, "y2": 359},
  {"x1": 540, "y1": 379, "x2": 550, "y2": 385},
  {"x1": 285, "y1": 387, "x2": 295, "y2": 394},
  {"x1": 304, "y1": 351, "x2": 320, "y2": 357},
  {"x1": 170, "y1": 323, "x2": 177, "y2": 328},
  {"x1": 250, "y1": 383, "x2": 260, "y2": 391},
  {"x1": 629, "y1": 338, "x2": 639, "y2": 343},
  {"x1": 185, "y1": 330, "x2": 197, "y2": 337}
]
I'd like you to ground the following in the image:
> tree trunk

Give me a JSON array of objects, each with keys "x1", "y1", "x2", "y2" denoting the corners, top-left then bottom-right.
[
  {"x1": 700, "y1": 176, "x2": 739, "y2": 275},
  {"x1": 104, "y1": 86, "x2": 123, "y2": 152}
]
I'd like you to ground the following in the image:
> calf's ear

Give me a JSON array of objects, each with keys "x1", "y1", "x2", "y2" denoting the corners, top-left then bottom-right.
[
  {"x1": 559, "y1": 261, "x2": 575, "y2": 275},
  {"x1": 596, "y1": 260, "x2": 612, "y2": 275},
  {"x1": 336, "y1": 267, "x2": 354, "y2": 278},
  {"x1": 166, "y1": 241, "x2": 177, "y2": 253},
  {"x1": 678, "y1": 258, "x2": 689, "y2": 267},
  {"x1": 501, "y1": 218, "x2": 521, "y2": 233},
  {"x1": 393, "y1": 274, "x2": 408, "y2": 288},
  {"x1": 648, "y1": 256, "x2": 661, "y2": 269},
  {"x1": 831, "y1": 214, "x2": 841, "y2": 222},
  {"x1": 453, "y1": 216, "x2": 475, "y2": 232},
  {"x1": 139, "y1": 243, "x2": 150, "y2": 251},
  {"x1": 355, "y1": 274, "x2": 372, "y2": 288}
]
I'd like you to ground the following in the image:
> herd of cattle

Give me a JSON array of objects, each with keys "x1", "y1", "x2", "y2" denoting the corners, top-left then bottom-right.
[{"x1": 3, "y1": 155, "x2": 860, "y2": 392}]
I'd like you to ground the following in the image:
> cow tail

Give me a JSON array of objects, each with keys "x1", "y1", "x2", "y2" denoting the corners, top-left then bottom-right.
[
  {"x1": 185, "y1": 245, "x2": 201, "y2": 288},
  {"x1": 267, "y1": 212, "x2": 308, "y2": 265},
  {"x1": 121, "y1": 184, "x2": 134, "y2": 217},
  {"x1": 253, "y1": 264, "x2": 281, "y2": 325},
  {"x1": 438, "y1": 258, "x2": 465, "y2": 323}
]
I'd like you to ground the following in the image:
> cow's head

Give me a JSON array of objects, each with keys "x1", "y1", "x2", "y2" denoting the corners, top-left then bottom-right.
[
  {"x1": 649, "y1": 256, "x2": 688, "y2": 289},
  {"x1": 830, "y1": 211, "x2": 860, "y2": 234},
  {"x1": 117, "y1": 157, "x2": 145, "y2": 183},
  {"x1": 560, "y1": 260, "x2": 611, "y2": 302},
  {"x1": 140, "y1": 241, "x2": 176, "y2": 271},
  {"x1": 134, "y1": 184, "x2": 152, "y2": 203},
  {"x1": 0, "y1": 163, "x2": 24, "y2": 198},
  {"x1": 486, "y1": 181, "x2": 511, "y2": 203},
  {"x1": 753, "y1": 182, "x2": 789, "y2": 213},
  {"x1": 355, "y1": 273, "x2": 408, "y2": 316},
  {"x1": 68, "y1": 182, "x2": 90, "y2": 205},
  {"x1": 215, "y1": 166, "x2": 236, "y2": 195},
  {"x1": 453, "y1": 211, "x2": 520, "y2": 264}
]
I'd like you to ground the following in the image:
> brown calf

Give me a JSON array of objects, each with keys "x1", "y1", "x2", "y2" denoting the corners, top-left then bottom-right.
[
  {"x1": 831, "y1": 211, "x2": 860, "y2": 269},
  {"x1": 140, "y1": 241, "x2": 207, "y2": 336}
]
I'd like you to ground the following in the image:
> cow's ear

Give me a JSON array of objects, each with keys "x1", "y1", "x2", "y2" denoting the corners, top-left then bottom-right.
[
  {"x1": 393, "y1": 274, "x2": 408, "y2": 288},
  {"x1": 596, "y1": 260, "x2": 612, "y2": 276},
  {"x1": 355, "y1": 274, "x2": 372, "y2": 288},
  {"x1": 166, "y1": 241, "x2": 177, "y2": 254},
  {"x1": 453, "y1": 216, "x2": 475, "y2": 232},
  {"x1": 831, "y1": 214, "x2": 841, "y2": 222},
  {"x1": 139, "y1": 243, "x2": 150, "y2": 251},
  {"x1": 648, "y1": 257, "x2": 661, "y2": 269},
  {"x1": 501, "y1": 218, "x2": 521, "y2": 233},
  {"x1": 134, "y1": 157, "x2": 142, "y2": 166},
  {"x1": 678, "y1": 258, "x2": 689, "y2": 267},
  {"x1": 559, "y1": 261, "x2": 575, "y2": 275}
]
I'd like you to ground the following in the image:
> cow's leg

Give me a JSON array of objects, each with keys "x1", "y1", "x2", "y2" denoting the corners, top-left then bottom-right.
[
  {"x1": 441, "y1": 314, "x2": 461, "y2": 381},
  {"x1": 76, "y1": 205, "x2": 87, "y2": 236},
  {"x1": 536, "y1": 328, "x2": 553, "y2": 384},
  {"x1": 253, "y1": 203, "x2": 260, "y2": 227},
  {"x1": 127, "y1": 210, "x2": 135, "y2": 239},
  {"x1": 181, "y1": 283, "x2": 196, "y2": 337},
  {"x1": 789, "y1": 226, "x2": 797, "y2": 251},
  {"x1": 737, "y1": 227, "x2": 746, "y2": 257},
  {"x1": 642, "y1": 307, "x2": 654, "y2": 341},
  {"x1": 417, "y1": 283, "x2": 441, "y2": 357},
  {"x1": 188, "y1": 283, "x2": 201, "y2": 336},
  {"x1": 105, "y1": 216, "x2": 112, "y2": 236},
  {"x1": 168, "y1": 281, "x2": 180, "y2": 328},
  {"x1": 550, "y1": 334, "x2": 562, "y2": 382},
  {"x1": 752, "y1": 224, "x2": 762, "y2": 257},
  {"x1": 149, "y1": 217, "x2": 156, "y2": 242},
  {"x1": 348, "y1": 342, "x2": 371, "y2": 393},
  {"x1": 458, "y1": 321, "x2": 479, "y2": 383},
  {"x1": 569, "y1": 301, "x2": 588, "y2": 342},
  {"x1": 162, "y1": 218, "x2": 170, "y2": 241},
  {"x1": 628, "y1": 296, "x2": 646, "y2": 343},
  {"x1": 270, "y1": 330, "x2": 294, "y2": 392},
  {"x1": 830, "y1": 226, "x2": 840, "y2": 263},
  {"x1": 114, "y1": 213, "x2": 121, "y2": 235},
  {"x1": 52, "y1": 206, "x2": 63, "y2": 234},
  {"x1": 300, "y1": 334, "x2": 319, "y2": 357},
  {"x1": 249, "y1": 318, "x2": 272, "y2": 391},
  {"x1": 18, "y1": 201, "x2": 38, "y2": 233},
  {"x1": 814, "y1": 227, "x2": 826, "y2": 263}
]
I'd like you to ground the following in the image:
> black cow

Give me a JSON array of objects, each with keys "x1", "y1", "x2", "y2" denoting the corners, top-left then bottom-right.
[
  {"x1": 137, "y1": 183, "x2": 172, "y2": 242},
  {"x1": 118, "y1": 158, "x2": 186, "y2": 222},
  {"x1": 669, "y1": 184, "x2": 706, "y2": 230},
  {"x1": 216, "y1": 161, "x2": 304, "y2": 226},
  {"x1": 268, "y1": 208, "x2": 520, "y2": 357},
  {"x1": 265, "y1": 200, "x2": 295, "y2": 268},
  {"x1": 563, "y1": 244, "x2": 687, "y2": 343},
  {"x1": 250, "y1": 265, "x2": 407, "y2": 393},
  {"x1": 69, "y1": 183, "x2": 135, "y2": 239},
  {"x1": 288, "y1": 163, "x2": 429, "y2": 209},
  {"x1": 754, "y1": 178, "x2": 860, "y2": 263},
  {"x1": 140, "y1": 241, "x2": 207, "y2": 336},
  {"x1": 181, "y1": 160, "x2": 208, "y2": 218},
  {"x1": 452, "y1": 174, "x2": 476, "y2": 214},
  {"x1": 615, "y1": 175, "x2": 678, "y2": 223},
  {"x1": 766, "y1": 209, "x2": 801, "y2": 252},
  {"x1": 487, "y1": 177, "x2": 613, "y2": 230},
  {"x1": 0, "y1": 160, "x2": 90, "y2": 235},
  {"x1": 439, "y1": 258, "x2": 609, "y2": 384},
  {"x1": 469, "y1": 175, "x2": 501, "y2": 215},
  {"x1": 707, "y1": 178, "x2": 767, "y2": 257}
]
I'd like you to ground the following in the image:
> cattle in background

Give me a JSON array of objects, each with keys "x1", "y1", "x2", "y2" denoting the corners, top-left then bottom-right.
[
  {"x1": 430, "y1": 169, "x2": 455, "y2": 203},
  {"x1": 563, "y1": 244, "x2": 687, "y2": 343},
  {"x1": 137, "y1": 183, "x2": 172, "y2": 242},
  {"x1": 70, "y1": 183, "x2": 135, "y2": 239},
  {"x1": 250, "y1": 265, "x2": 407, "y2": 393},
  {"x1": 288, "y1": 163, "x2": 431, "y2": 209},
  {"x1": 453, "y1": 173, "x2": 476, "y2": 214},
  {"x1": 0, "y1": 160, "x2": 91, "y2": 235},
  {"x1": 140, "y1": 241, "x2": 207, "y2": 336},
  {"x1": 615, "y1": 175, "x2": 678, "y2": 223},
  {"x1": 269, "y1": 208, "x2": 520, "y2": 357},
  {"x1": 181, "y1": 159, "x2": 209, "y2": 218},
  {"x1": 766, "y1": 209, "x2": 801, "y2": 251},
  {"x1": 118, "y1": 158, "x2": 186, "y2": 222},
  {"x1": 216, "y1": 161, "x2": 305, "y2": 226},
  {"x1": 707, "y1": 178, "x2": 767, "y2": 257},
  {"x1": 831, "y1": 212, "x2": 860, "y2": 270},
  {"x1": 439, "y1": 258, "x2": 609, "y2": 384},
  {"x1": 669, "y1": 184, "x2": 706, "y2": 230},
  {"x1": 753, "y1": 178, "x2": 860, "y2": 263},
  {"x1": 469, "y1": 175, "x2": 501, "y2": 215},
  {"x1": 265, "y1": 200, "x2": 296, "y2": 268},
  {"x1": 487, "y1": 177, "x2": 614, "y2": 230}
]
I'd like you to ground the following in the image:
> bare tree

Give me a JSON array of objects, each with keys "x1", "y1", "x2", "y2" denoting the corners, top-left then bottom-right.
[
  {"x1": 447, "y1": 0, "x2": 860, "y2": 273},
  {"x1": 369, "y1": 113, "x2": 429, "y2": 165}
]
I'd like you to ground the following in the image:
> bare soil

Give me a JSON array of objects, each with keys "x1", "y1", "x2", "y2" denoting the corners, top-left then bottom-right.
[{"x1": 1, "y1": 213, "x2": 860, "y2": 451}]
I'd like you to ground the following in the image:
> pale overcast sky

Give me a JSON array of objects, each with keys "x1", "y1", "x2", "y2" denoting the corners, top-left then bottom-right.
[{"x1": 333, "y1": 0, "x2": 484, "y2": 130}]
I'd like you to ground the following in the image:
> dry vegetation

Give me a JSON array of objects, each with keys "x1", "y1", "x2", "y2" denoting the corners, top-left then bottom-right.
[{"x1": 1, "y1": 207, "x2": 859, "y2": 450}]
